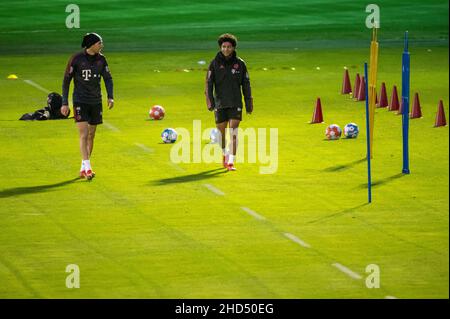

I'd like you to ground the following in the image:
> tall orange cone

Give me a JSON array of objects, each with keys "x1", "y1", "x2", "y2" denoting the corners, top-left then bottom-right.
[
  {"x1": 410, "y1": 93, "x2": 422, "y2": 119},
  {"x1": 356, "y1": 76, "x2": 366, "y2": 101},
  {"x1": 434, "y1": 100, "x2": 446, "y2": 127},
  {"x1": 310, "y1": 98, "x2": 324, "y2": 124},
  {"x1": 388, "y1": 85, "x2": 399, "y2": 111},
  {"x1": 341, "y1": 69, "x2": 352, "y2": 94},
  {"x1": 353, "y1": 73, "x2": 360, "y2": 99},
  {"x1": 377, "y1": 82, "x2": 388, "y2": 108}
]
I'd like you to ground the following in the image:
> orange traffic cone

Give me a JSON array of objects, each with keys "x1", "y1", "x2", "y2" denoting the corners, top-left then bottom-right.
[
  {"x1": 353, "y1": 73, "x2": 360, "y2": 99},
  {"x1": 356, "y1": 76, "x2": 366, "y2": 101},
  {"x1": 377, "y1": 82, "x2": 388, "y2": 108},
  {"x1": 310, "y1": 98, "x2": 324, "y2": 124},
  {"x1": 341, "y1": 69, "x2": 352, "y2": 94},
  {"x1": 434, "y1": 100, "x2": 446, "y2": 127},
  {"x1": 389, "y1": 85, "x2": 399, "y2": 111},
  {"x1": 410, "y1": 93, "x2": 422, "y2": 119}
]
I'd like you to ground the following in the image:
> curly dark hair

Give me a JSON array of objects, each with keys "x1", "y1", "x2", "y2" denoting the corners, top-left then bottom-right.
[{"x1": 218, "y1": 33, "x2": 237, "y2": 47}]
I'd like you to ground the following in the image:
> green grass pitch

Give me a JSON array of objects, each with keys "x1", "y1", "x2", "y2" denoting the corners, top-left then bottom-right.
[{"x1": 0, "y1": 0, "x2": 448, "y2": 298}]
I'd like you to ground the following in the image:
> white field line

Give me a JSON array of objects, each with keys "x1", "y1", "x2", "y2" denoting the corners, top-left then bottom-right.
[
  {"x1": 332, "y1": 263, "x2": 362, "y2": 280},
  {"x1": 134, "y1": 143, "x2": 154, "y2": 153},
  {"x1": 241, "y1": 207, "x2": 266, "y2": 221},
  {"x1": 23, "y1": 79, "x2": 50, "y2": 93},
  {"x1": 167, "y1": 161, "x2": 185, "y2": 172},
  {"x1": 283, "y1": 232, "x2": 311, "y2": 248},
  {"x1": 385, "y1": 296, "x2": 398, "y2": 299},
  {"x1": 203, "y1": 184, "x2": 225, "y2": 196},
  {"x1": 103, "y1": 121, "x2": 120, "y2": 132}
]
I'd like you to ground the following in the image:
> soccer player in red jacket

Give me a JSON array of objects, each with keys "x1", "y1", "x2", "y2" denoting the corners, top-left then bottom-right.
[
  {"x1": 205, "y1": 33, "x2": 253, "y2": 171},
  {"x1": 61, "y1": 33, "x2": 114, "y2": 180}
]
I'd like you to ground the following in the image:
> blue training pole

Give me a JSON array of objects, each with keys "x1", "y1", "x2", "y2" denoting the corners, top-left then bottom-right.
[
  {"x1": 402, "y1": 31, "x2": 411, "y2": 174},
  {"x1": 364, "y1": 63, "x2": 372, "y2": 203}
]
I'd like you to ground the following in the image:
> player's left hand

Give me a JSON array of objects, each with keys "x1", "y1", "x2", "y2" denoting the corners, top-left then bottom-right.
[{"x1": 108, "y1": 99, "x2": 114, "y2": 109}]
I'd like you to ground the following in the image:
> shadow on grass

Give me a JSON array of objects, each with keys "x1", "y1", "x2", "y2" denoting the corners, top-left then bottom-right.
[
  {"x1": 0, "y1": 177, "x2": 79, "y2": 199},
  {"x1": 152, "y1": 168, "x2": 226, "y2": 185},
  {"x1": 324, "y1": 158, "x2": 366, "y2": 172},
  {"x1": 307, "y1": 203, "x2": 370, "y2": 224},
  {"x1": 358, "y1": 173, "x2": 405, "y2": 189}
]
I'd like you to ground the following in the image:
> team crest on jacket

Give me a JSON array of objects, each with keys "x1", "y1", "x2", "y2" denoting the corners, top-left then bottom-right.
[{"x1": 231, "y1": 63, "x2": 240, "y2": 74}]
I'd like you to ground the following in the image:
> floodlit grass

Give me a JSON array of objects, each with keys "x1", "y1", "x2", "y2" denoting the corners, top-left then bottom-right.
[{"x1": 0, "y1": 0, "x2": 448, "y2": 298}]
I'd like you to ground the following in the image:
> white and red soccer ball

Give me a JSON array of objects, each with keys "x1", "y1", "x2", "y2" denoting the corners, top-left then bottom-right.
[
  {"x1": 149, "y1": 105, "x2": 165, "y2": 120},
  {"x1": 325, "y1": 124, "x2": 342, "y2": 140}
]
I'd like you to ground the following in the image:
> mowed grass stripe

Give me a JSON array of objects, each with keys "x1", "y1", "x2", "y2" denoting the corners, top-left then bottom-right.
[{"x1": 0, "y1": 0, "x2": 447, "y2": 54}]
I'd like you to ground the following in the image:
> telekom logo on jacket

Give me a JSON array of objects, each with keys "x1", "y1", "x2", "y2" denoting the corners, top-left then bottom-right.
[{"x1": 82, "y1": 69, "x2": 91, "y2": 81}]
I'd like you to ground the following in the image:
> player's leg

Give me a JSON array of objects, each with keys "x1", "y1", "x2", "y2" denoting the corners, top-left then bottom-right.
[
  {"x1": 86, "y1": 124, "x2": 97, "y2": 178},
  {"x1": 77, "y1": 121, "x2": 90, "y2": 178},
  {"x1": 87, "y1": 124, "x2": 97, "y2": 158},
  {"x1": 74, "y1": 103, "x2": 93, "y2": 178},
  {"x1": 226, "y1": 107, "x2": 242, "y2": 171},
  {"x1": 85, "y1": 102, "x2": 102, "y2": 179},
  {"x1": 215, "y1": 108, "x2": 229, "y2": 168},
  {"x1": 216, "y1": 121, "x2": 228, "y2": 167},
  {"x1": 227, "y1": 118, "x2": 240, "y2": 171}
]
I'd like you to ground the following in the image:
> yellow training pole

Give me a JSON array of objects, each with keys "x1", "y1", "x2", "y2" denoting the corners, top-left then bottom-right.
[{"x1": 368, "y1": 27, "x2": 379, "y2": 158}]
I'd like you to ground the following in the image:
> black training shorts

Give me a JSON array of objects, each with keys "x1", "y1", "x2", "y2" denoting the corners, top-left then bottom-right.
[
  {"x1": 214, "y1": 107, "x2": 242, "y2": 124},
  {"x1": 73, "y1": 102, "x2": 103, "y2": 125}
]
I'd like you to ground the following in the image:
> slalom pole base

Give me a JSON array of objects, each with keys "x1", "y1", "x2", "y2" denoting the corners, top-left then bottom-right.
[{"x1": 402, "y1": 168, "x2": 410, "y2": 174}]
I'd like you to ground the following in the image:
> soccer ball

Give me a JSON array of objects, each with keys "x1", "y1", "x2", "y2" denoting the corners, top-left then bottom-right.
[
  {"x1": 344, "y1": 123, "x2": 359, "y2": 138},
  {"x1": 210, "y1": 128, "x2": 220, "y2": 144},
  {"x1": 325, "y1": 124, "x2": 342, "y2": 140},
  {"x1": 149, "y1": 105, "x2": 165, "y2": 120},
  {"x1": 161, "y1": 128, "x2": 177, "y2": 143}
]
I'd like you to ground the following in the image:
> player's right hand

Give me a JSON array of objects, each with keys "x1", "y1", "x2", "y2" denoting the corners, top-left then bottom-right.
[
  {"x1": 61, "y1": 105, "x2": 69, "y2": 116},
  {"x1": 108, "y1": 99, "x2": 114, "y2": 109}
]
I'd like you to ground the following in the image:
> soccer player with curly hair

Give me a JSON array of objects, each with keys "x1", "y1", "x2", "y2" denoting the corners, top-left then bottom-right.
[{"x1": 205, "y1": 33, "x2": 253, "y2": 171}]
